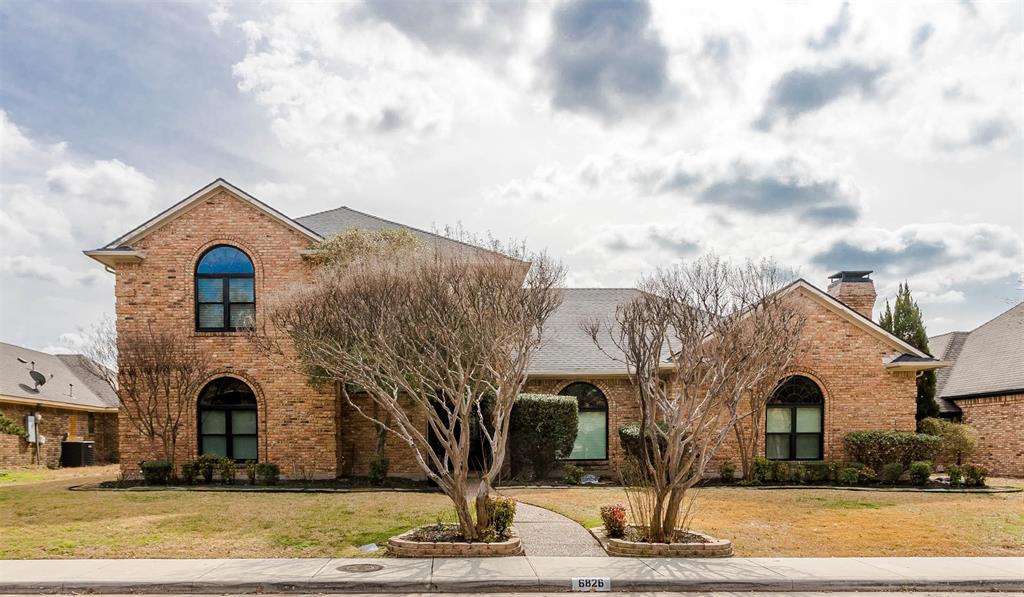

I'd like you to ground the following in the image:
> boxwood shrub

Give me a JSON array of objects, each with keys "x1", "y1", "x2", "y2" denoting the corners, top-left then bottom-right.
[
  {"x1": 618, "y1": 422, "x2": 671, "y2": 461},
  {"x1": 141, "y1": 460, "x2": 172, "y2": 485},
  {"x1": 509, "y1": 394, "x2": 578, "y2": 479},
  {"x1": 843, "y1": 431, "x2": 942, "y2": 472}
]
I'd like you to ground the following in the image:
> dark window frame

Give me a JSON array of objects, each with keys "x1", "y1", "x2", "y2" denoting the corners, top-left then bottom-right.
[
  {"x1": 765, "y1": 376, "x2": 824, "y2": 461},
  {"x1": 197, "y1": 379, "x2": 258, "y2": 462},
  {"x1": 194, "y1": 245, "x2": 255, "y2": 332},
  {"x1": 558, "y1": 381, "x2": 609, "y2": 462}
]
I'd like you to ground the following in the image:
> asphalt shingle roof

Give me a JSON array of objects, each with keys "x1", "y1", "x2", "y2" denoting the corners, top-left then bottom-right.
[
  {"x1": 929, "y1": 302, "x2": 1024, "y2": 401},
  {"x1": 296, "y1": 206, "x2": 486, "y2": 256},
  {"x1": 530, "y1": 288, "x2": 649, "y2": 375},
  {"x1": 0, "y1": 342, "x2": 119, "y2": 410}
]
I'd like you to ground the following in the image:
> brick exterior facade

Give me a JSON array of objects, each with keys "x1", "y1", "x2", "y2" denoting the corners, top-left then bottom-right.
[
  {"x1": 0, "y1": 402, "x2": 117, "y2": 468},
  {"x1": 108, "y1": 185, "x2": 924, "y2": 481},
  {"x1": 955, "y1": 393, "x2": 1024, "y2": 477}
]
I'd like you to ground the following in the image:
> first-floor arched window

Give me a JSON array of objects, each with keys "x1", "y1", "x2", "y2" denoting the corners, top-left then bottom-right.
[
  {"x1": 766, "y1": 375, "x2": 824, "y2": 461},
  {"x1": 198, "y1": 377, "x2": 257, "y2": 461},
  {"x1": 559, "y1": 382, "x2": 608, "y2": 460}
]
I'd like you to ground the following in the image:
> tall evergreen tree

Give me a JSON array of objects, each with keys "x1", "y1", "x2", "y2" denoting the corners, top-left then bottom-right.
[{"x1": 879, "y1": 282, "x2": 940, "y2": 422}]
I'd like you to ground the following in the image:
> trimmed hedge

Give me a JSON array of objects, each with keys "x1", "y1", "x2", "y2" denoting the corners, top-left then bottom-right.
[
  {"x1": 618, "y1": 422, "x2": 671, "y2": 460},
  {"x1": 509, "y1": 394, "x2": 578, "y2": 479},
  {"x1": 843, "y1": 431, "x2": 942, "y2": 472}
]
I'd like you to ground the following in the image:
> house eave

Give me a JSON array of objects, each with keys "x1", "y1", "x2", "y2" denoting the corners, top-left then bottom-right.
[
  {"x1": 883, "y1": 360, "x2": 951, "y2": 372},
  {"x1": 0, "y1": 394, "x2": 119, "y2": 413},
  {"x1": 82, "y1": 249, "x2": 145, "y2": 271}
]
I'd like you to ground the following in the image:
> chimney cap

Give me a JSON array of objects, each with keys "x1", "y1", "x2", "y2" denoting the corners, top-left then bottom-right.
[{"x1": 829, "y1": 270, "x2": 873, "y2": 282}]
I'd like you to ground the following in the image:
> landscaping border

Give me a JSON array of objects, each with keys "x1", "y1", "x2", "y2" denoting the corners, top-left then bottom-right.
[
  {"x1": 387, "y1": 526, "x2": 523, "y2": 557},
  {"x1": 590, "y1": 526, "x2": 732, "y2": 558},
  {"x1": 748, "y1": 484, "x2": 1021, "y2": 494}
]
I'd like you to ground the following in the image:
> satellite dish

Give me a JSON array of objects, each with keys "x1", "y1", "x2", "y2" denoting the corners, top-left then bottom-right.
[
  {"x1": 16, "y1": 357, "x2": 28, "y2": 364},
  {"x1": 30, "y1": 370, "x2": 47, "y2": 389}
]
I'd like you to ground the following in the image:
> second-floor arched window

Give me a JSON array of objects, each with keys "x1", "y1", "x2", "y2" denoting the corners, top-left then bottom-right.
[{"x1": 195, "y1": 245, "x2": 255, "y2": 331}]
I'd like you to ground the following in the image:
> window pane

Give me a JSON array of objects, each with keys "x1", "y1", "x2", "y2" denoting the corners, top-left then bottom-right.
[
  {"x1": 197, "y1": 246, "x2": 254, "y2": 274},
  {"x1": 796, "y1": 434, "x2": 821, "y2": 459},
  {"x1": 796, "y1": 407, "x2": 821, "y2": 432},
  {"x1": 201, "y1": 410, "x2": 226, "y2": 434},
  {"x1": 229, "y1": 304, "x2": 255, "y2": 328},
  {"x1": 568, "y1": 410, "x2": 606, "y2": 459},
  {"x1": 201, "y1": 436, "x2": 227, "y2": 458},
  {"x1": 198, "y1": 304, "x2": 224, "y2": 328},
  {"x1": 232, "y1": 410, "x2": 257, "y2": 434},
  {"x1": 766, "y1": 434, "x2": 790, "y2": 459},
  {"x1": 229, "y1": 278, "x2": 254, "y2": 302},
  {"x1": 233, "y1": 436, "x2": 257, "y2": 460},
  {"x1": 766, "y1": 407, "x2": 791, "y2": 432},
  {"x1": 197, "y1": 278, "x2": 223, "y2": 302}
]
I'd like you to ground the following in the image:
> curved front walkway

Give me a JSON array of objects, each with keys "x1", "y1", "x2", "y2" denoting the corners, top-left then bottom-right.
[{"x1": 513, "y1": 501, "x2": 606, "y2": 557}]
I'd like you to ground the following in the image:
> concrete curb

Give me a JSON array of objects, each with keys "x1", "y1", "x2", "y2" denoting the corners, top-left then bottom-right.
[{"x1": 2, "y1": 556, "x2": 1021, "y2": 594}]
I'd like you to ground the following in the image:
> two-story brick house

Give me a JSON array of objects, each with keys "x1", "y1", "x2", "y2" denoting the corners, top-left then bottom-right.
[{"x1": 86, "y1": 179, "x2": 947, "y2": 479}]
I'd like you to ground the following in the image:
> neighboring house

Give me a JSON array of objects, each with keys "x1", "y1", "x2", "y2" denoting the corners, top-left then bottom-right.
[
  {"x1": 85, "y1": 179, "x2": 946, "y2": 479},
  {"x1": 0, "y1": 342, "x2": 119, "y2": 467},
  {"x1": 930, "y1": 302, "x2": 1024, "y2": 477}
]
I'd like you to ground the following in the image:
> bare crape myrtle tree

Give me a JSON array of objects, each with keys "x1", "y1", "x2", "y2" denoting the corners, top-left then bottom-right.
[
  {"x1": 85, "y1": 317, "x2": 213, "y2": 472},
  {"x1": 259, "y1": 230, "x2": 563, "y2": 541},
  {"x1": 584, "y1": 256, "x2": 804, "y2": 543}
]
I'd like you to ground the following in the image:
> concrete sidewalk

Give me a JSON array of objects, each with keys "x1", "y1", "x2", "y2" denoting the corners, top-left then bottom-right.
[{"x1": 0, "y1": 556, "x2": 1021, "y2": 593}]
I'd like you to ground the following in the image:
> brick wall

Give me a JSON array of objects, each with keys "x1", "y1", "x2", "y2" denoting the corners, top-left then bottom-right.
[
  {"x1": 956, "y1": 393, "x2": 1024, "y2": 477},
  {"x1": 0, "y1": 402, "x2": 118, "y2": 467},
  {"x1": 114, "y1": 188, "x2": 336, "y2": 478}
]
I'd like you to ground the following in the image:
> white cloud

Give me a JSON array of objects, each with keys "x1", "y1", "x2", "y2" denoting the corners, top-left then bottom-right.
[{"x1": 208, "y1": 0, "x2": 231, "y2": 34}]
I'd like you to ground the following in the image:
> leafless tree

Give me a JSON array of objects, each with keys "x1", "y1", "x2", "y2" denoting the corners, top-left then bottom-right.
[
  {"x1": 259, "y1": 233, "x2": 563, "y2": 540},
  {"x1": 85, "y1": 318, "x2": 213, "y2": 471},
  {"x1": 584, "y1": 256, "x2": 804, "y2": 542}
]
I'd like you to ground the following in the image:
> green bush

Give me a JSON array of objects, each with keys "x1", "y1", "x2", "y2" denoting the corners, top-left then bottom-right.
[
  {"x1": 368, "y1": 456, "x2": 389, "y2": 486},
  {"x1": 245, "y1": 462, "x2": 258, "y2": 485},
  {"x1": 180, "y1": 460, "x2": 199, "y2": 485},
  {"x1": 847, "y1": 462, "x2": 877, "y2": 484},
  {"x1": 908, "y1": 461, "x2": 931, "y2": 485},
  {"x1": 881, "y1": 462, "x2": 904, "y2": 484},
  {"x1": 790, "y1": 463, "x2": 806, "y2": 484},
  {"x1": 141, "y1": 460, "x2": 172, "y2": 485},
  {"x1": 256, "y1": 463, "x2": 280, "y2": 485},
  {"x1": 219, "y1": 459, "x2": 237, "y2": 484},
  {"x1": 804, "y1": 461, "x2": 830, "y2": 483},
  {"x1": 486, "y1": 495, "x2": 516, "y2": 540},
  {"x1": 962, "y1": 464, "x2": 988, "y2": 487},
  {"x1": 843, "y1": 431, "x2": 942, "y2": 472},
  {"x1": 718, "y1": 460, "x2": 736, "y2": 483},
  {"x1": 0, "y1": 412, "x2": 27, "y2": 438},
  {"x1": 947, "y1": 464, "x2": 962, "y2": 486},
  {"x1": 600, "y1": 504, "x2": 627, "y2": 538},
  {"x1": 770, "y1": 460, "x2": 791, "y2": 484},
  {"x1": 752, "y1": 457, "x2": 772, "y2": 484},
  {"x1": 837, "y1": 466, "x2": 861, "y2": 486},
  {"x1": 827, "y1": 462, "x2": 843, "y2": 483},
  {"x1": 919, "y1": 417, "x2": 976, "y2": 466},
  {"x1": 618, "y1": 422, "x2": 670, "y2": 461},
  {"x1": 196, "y1": 453, "x2": 221, "y2": 483},
  {"x1": 510, "y1": 394, "x2": 578, "y2": 480},
  {"x1": 564, "y1": 463, "x2": 584, "y2": 485}
]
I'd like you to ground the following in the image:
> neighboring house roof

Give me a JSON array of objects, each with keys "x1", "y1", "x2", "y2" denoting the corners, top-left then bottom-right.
[
  {"x1": 930, "y1": 302, "x2": 1024, "y2": 402},
  {"x1": 529, "y1": 288, "x2": 648, "y2": 376},
  {"x1": 928, "y1": 330, "x2": 970, "y2": 414},
  {"x1": 0, "y1": 342, "x2": 119, "y2": 412}
]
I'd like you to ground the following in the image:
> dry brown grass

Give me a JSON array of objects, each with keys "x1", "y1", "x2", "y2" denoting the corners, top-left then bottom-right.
[
  {"x1": 505, "y1": 480, "x2": 1024, "y2": 557},
  {"x1": 0, "y1": 468, "x2": 452, "y2": 559}
]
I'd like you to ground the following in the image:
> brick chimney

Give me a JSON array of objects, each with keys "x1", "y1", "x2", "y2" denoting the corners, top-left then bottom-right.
[{"x1": 827, "y1": 270, "x2": 876, "y2": 318}]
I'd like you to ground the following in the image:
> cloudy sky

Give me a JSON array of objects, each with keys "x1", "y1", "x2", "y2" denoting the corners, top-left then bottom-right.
[{"x1": 1, "y1": 0, "x2": 1022, "y2": 353}]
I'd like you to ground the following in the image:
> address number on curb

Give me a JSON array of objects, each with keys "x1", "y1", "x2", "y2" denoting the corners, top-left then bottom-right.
[{"x1": 571, "y1": 577, "x2": 611, "y2": 592}]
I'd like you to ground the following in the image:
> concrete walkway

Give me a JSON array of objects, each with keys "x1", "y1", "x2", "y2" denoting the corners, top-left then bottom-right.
[
  {"x1": 513, "y1": 502, "x2": 606, "y2": 557},
  {"x1": 0, "y1": 557, "x2": 1020, "y2": 593}
]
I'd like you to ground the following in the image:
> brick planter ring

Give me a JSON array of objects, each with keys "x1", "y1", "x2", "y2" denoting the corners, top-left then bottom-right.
[
  {"x1": 388, "y1": 526, "x2": 523, "y2": 557},
  {"x1": 594, "y1": 526, "x2": 733, "y2": 558}
]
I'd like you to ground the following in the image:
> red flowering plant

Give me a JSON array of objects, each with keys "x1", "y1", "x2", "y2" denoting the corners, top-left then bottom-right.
[{"x1": 600, "y1": 504, "x2": 628, "y2": 538}]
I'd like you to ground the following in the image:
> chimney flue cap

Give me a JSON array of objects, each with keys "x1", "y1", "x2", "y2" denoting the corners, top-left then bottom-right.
[{"x1": 828, "y1": 270, "x2": 873, "y2": 282}]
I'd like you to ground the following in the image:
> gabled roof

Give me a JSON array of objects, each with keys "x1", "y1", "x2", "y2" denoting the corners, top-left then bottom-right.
[
  {"x1": 928, "y1": 331, "x2": 970, "y2": 414},
  {"x1": 0, "y1": 342, "x2": 119, "y2": 412},
  {"x1": 782, "y1": 279, "x2": 943, "y2": 365},
  {"x1": 930, "y1": 302, "x2": 1024, "y2": 401},
  {"x1": 529, "y1": 288, "x2": 652, "y2": 376}
]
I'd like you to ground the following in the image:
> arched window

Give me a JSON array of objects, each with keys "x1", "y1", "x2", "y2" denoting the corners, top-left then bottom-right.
[
  {"x1": 195, "y1": 245, "x2": 255, "y2": 331},
  {"x1": 198, "y1": 378, "x2": 258, "y2": 461},
  {"x1": 766, "y1": 375, "x2": 824, "y2": 461},
  {"x1": 559, "y1": 382, "x2": 608, "y2": 460}
]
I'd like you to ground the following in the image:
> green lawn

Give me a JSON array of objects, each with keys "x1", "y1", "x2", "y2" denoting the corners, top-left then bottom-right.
[{"x1": 0, "y1": 468, "x2": 453, "y2": 559}]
